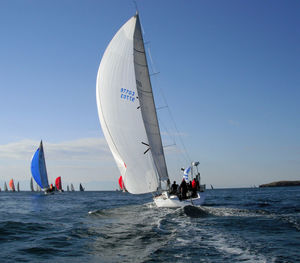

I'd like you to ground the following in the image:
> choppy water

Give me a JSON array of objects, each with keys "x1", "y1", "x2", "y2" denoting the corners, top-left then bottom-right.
[{"x1": 0, "y1": 187, "x2": 299, "y2": 262}]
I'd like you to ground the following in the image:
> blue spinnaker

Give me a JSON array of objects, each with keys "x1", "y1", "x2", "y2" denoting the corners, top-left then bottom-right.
[
  {"x1": 31, "y1": 148, "x2": 42, "y2": 188},
  {"x1": 31, "y1": 142, "x2": 49, "y2": 190}
]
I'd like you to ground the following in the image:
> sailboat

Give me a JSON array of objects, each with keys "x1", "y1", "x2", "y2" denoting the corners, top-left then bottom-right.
[
  {"x1": 79, "y1": 183, "x2": 84, "y2": 191},
  {"x1": 70, "y1": 183, "x2": 75, "y2": 192},
  {"x1": 67, "y1": 185, "x2": 70, "y2": 192},
  {"x1": 118, "y1": 176, "x2": 127, "y2": 192},
  {"x1": 55, "y1": 176, "x2": 63, "y2": 192},
  {"x1": 9, "y1": 179, "x2": 15, "y2": 192},
  {"x1": 30, "y1": 178, "x2": 34, "y2": 191},
  {"x1": 4, "y1": 182, "x2": 8, "y2": 192},
  {"x1": 96, "y1": 13, "x2": 205, "y2": 207},
  {"x1": 31, "y1": 141, "x2": 52, "y2": 194},
  {"x1": 17, "y1": 182, "x2": 20, "y2": 192}
]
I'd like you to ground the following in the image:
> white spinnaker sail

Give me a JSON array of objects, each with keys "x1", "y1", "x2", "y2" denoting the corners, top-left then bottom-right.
[{"x1": 96, "y1": 15, "x2": 168, "y2": 194}]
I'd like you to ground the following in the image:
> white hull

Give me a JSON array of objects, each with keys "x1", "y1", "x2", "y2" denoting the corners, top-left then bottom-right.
[{"x1": 154, "y1": 191, "x2": 206, "y2": 208}]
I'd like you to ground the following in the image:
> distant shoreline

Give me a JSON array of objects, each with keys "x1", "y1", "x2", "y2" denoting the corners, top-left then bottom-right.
[{"x1": 259, "y1": 180, "x2": 300, "y2": 188}]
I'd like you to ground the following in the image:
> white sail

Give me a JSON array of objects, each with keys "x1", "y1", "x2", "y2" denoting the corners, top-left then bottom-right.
[
  {"x1": 96, "y1": 14, "x2": 168, "y2": 194},
  {"x1": 133, "y1": 15, "x2": 169, "y2": 182}
]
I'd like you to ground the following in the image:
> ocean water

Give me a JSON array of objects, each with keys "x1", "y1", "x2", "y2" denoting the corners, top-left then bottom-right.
[{"x1": 0, "y1": 187, "x2": 299, "y2": 263}]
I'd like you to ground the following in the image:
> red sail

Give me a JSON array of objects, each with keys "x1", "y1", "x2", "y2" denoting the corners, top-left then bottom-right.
[
  {"x1": 118, "y1": 176, "x2": 123, "y2": 190},
  {"x1": 9, "y1": 179, "x2": 15, "y2": 191},
  {"x1": 55, "y1": 176, "x2": 62, "y2": 190}
]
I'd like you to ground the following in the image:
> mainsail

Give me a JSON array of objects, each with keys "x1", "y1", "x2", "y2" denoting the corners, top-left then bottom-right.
[
  {"x1": 96, "y1": 14, "x2": 169, "y2": 194},
  {"x1": 31, "y1": 141, "x2": 49, "y2": 190},
  {"x1": 4, "y1": 182, "x2": 8, "y2": 192}
]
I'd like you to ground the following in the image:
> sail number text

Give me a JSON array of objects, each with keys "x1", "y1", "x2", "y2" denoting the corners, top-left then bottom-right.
[{"x1": 120, "y1": 88, "x2": 135, "y2": 102}]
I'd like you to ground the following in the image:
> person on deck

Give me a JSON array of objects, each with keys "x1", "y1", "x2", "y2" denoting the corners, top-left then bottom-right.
[
  {"x1": 179, "y1": 179, "x2": 188, "y2": 200},
  {"x1": 49, "y1": 184, "x2": 55, "y2": 192},
  {"x1": 170, "y1": 181, "x2": 178, "y2": 195},
  {"x1": 191, "y1": 178, "x2": 197, "y2": 198}
]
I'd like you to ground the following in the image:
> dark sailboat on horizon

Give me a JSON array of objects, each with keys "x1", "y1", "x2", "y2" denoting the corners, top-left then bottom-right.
[{"x1": 79, "y1": 183, "x2": 84, "y2": 192}]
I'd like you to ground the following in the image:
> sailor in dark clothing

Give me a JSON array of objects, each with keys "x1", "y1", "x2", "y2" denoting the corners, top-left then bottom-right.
[
  {"x1": 170, "y1": 181, "x2": 178, "y2": 195},
  {"x1": 45, "y1": 184, "x2": 55, "y2": 194},
  {"x1": 191, "y1": 178, "x2": 197, "y2": 197},
  {"x1": 179, "y1": 179, "x2": 188, "y2": 200}
]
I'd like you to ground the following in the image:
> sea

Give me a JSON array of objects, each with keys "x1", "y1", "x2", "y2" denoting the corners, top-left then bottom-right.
[{"x1": 0, "y1": 187, "x2": 299, "y2": 263}]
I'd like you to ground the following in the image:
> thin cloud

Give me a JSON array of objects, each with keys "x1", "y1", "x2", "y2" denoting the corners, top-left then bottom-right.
[{"x1": 0, "y1": 138, "x2": 111, "y2": 161}]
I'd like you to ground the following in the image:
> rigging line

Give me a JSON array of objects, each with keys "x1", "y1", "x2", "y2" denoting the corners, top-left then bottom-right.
[
  {"x1": 150, "y1": 72, "x2": 160, "y2": 76},
  {"x1": 163, "y1": 143, "x2": 176, "y2": 148},
  {"x1": 144, "y1": 37, "x2": 191, "y2": 164},
  {"x1": 157, "y1": 116, "x2": 176, "y2": 149},
  {"x1": 147, "y1": 46, "x2": 157, "y2": 75},
  {"x1": 156, "y1": 106, "x2": 168, "y2": 110},
  {"x1": 156, "y1": 85, "x2": 192, "y2": 164},
  {"x1": 133, "y1": 0, "x2": 139, "y2": 14},
  {"x1": 141, "y1": 19, "x2": 191, "y2": 165}
]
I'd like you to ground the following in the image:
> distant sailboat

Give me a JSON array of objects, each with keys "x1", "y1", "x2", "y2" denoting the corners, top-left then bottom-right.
[
  {"x1": 55, "y1": 176, "x2": 63, "y2": 192},
  {"x1": 210, "y1": 184, "x2": 214, "y2": 190},
  {"x1": 31, "y1": 140, "x2": 51, "y2": 193},
  {"x1": 118, "y1": 176, "x2": 126, "y2": 192},
  {"x1": 9, "y1": 179, "x2": 15, "y2": 192},
  {"x1": 79, "y1": 183, "x2": 84, "y2": 192},
  {"x1": 4, "y1": 182, "x2": 8, "y2": 192},
  {"x1": 96, "y1": 13, "x2": 206, "y2": 207},
  {"x1": 70, "y1": 183, "x2": 75, "y2": 192},
  {"x1": 67, "y1": 185, "x2": 70, "y2": 192},
  {"x1": 17, "y1": 182, "x2": 20, "y2": 192},
  {"x1": 30, "y1": 178, "x2": 34, "y2": 192}
]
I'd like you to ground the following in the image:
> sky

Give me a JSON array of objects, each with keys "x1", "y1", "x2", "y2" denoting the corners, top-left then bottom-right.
[{"x1": 0, "y1": 0, "x2": 299, "y2": 190}]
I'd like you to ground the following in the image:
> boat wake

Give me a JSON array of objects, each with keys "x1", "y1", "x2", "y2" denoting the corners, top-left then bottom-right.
[{"x1": 183, "y1": 205, "x2": 211, "y2": 218}]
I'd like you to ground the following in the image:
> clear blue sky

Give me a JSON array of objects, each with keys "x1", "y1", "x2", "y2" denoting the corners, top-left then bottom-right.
[{"x1": 0, "y1": 0, "x2": 299, "y2": 190}]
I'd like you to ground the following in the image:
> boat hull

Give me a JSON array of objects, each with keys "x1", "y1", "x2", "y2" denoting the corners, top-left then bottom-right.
[{"x1": 154, "y1": 191, "x2": 206, "y2": 208}]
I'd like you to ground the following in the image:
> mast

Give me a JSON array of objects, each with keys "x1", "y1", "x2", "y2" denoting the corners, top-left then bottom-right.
[
  {"x1": 30, "y1": 178, "x2": 34, "y2": 191},
  {"x1": 133, "y1": 14, "x2": 169, "y2": 184},
  {"x1": 39, "y1": 141, "x2": 49, "y2": 189}
]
